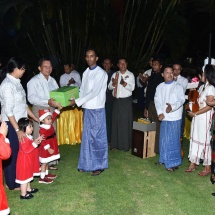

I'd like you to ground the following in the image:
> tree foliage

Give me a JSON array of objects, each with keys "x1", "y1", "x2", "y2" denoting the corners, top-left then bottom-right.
[{"x1": 0, "y1": 0, "x2": 186, "y2": 75}]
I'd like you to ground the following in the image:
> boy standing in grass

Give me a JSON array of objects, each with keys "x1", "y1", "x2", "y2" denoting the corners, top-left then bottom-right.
[{"x1": 154, "y1": 66, "x2": 185, "y2": 171}]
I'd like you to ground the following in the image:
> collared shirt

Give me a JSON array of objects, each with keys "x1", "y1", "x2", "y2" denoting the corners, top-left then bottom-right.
[
  {"x1": 154, "y1": 81, "x2": 185, "y2": 121},
  {"x1": 175, "y1": 75, "x2": 188, "y2": 93},
  {"x1": 108, "y1": 70, "x2": 135, "y2": 98},
  {"x1": 75, "y1": 66, "x2": 107, "y2": 109},
  {"x1": 0, "y1": 74, "x2": 27, "y2": 121},
  {"x1": 27, "y1": 73, "x2": 59, "y2": 107},
  {"x1": 59, "y1": 70, "x2": 82, "y2": 87}
]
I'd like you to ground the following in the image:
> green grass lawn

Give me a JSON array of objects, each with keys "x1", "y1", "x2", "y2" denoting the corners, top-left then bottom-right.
[{"x1": 6, "y1": 139, "x2": 215, "y2": 215}]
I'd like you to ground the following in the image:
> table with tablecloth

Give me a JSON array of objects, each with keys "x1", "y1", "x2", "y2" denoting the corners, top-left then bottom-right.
[{"x1": 57, "y1": 107, "x2": 83, "y2": 145}]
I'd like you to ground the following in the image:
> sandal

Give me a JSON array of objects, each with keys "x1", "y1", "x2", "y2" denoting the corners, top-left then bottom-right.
[
  {"x1": 166, "y1": 168, "x2": 175, "y2": 172},
  {"x1": 198, "y1": 170, "x2": 211, "y2": 176},
  {"x1": 91, "y1": 169, "x2": 104, "y2": 176},
  {"x1": 185, "y1": 164, "x2": 196, "y2": 172},
  {"x1": 48, "y1": 165, "x2": 58, "y2": 170}
]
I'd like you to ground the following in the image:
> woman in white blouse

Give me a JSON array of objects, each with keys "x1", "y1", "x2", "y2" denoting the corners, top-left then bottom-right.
[{"x1": 0, "y1": 57, "x2": 39, "y2": 190}]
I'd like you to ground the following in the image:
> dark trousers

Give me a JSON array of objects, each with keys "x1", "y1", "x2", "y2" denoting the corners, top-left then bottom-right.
[
  {"x1": 105, "y1": 101, "x2": 113, "y2": 143},
  {"x1": 3, "y1": 121, "x2": 20, "y2": 189}
]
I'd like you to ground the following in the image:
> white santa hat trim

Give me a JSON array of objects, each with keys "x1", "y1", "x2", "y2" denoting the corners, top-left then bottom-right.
[{"x1": 39, "y1": 109, "x2": 52, "y2": 121}]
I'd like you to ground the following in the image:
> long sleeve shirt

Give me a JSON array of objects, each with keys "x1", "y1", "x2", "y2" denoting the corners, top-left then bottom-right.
[
  {"x1": 108, "y1": 70, "x2": 135, "y2": 98},
  {"x1": 59, "y1": 70, "x2": 82, "y2": 87},
  {"x1": 75, "y1": 66, "x2": 107, "y2": 109},
  {"x1": 145, "y1": 71, "x2": 164, "y2": 109},
  {"x1": 27, "y1": 73, "x2": 59, "y2": 107},
  {"x1": 176, "y1": 75, "x2": 188, "y2": 93},
  {"x1": 154, "y1": 81, "x2": 185, "y2": 121},
  {"x1": 0, "y1": 74, "x2": 28, "y2": 121}
]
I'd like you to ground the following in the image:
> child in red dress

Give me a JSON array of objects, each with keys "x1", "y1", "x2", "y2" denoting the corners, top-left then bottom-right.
[
  {"x1": 0, "y1": 122, "x2": 11, "y2": 215},
  {"x1": 38, "y1": 109, "x2": 60, "y2": 184},
  {"x1": 15, "y1": 118, "x2": 44, "y2": 200}
]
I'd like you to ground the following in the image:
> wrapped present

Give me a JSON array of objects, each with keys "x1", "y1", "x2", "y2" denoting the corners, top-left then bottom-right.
[{"x1": 50, "y1": 86, "x2": 79, "y2": 107}]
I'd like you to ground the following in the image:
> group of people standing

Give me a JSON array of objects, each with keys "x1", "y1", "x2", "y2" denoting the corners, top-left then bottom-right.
[{"x1": 2, "y1": 49, "x2": 215, "y2": 214}]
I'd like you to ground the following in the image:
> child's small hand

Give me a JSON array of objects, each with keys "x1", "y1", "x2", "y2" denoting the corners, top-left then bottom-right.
[
  {"x1": 35, "y1": 134, "x2": 45, "y2": 145},
  {"x1": 47, "y1": 148, "x2": 54, "y2": 154},
  {"x1": 0, "y1": 122, "x2": 8, "y2": 137}
]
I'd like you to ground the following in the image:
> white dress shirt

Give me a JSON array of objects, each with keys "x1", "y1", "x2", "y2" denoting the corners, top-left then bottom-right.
[
  {"x1": 27, "y1": 73, "x2": 59, "y2": 107},
  {"x1": 154, "y1": 81, "x2": 185, "y2": 121},
  {"x1": 108, "y1": 70, "x2": 135, "y2": 98},
  {"x1": 0, "y1": 74, "x2": 27, "y2": 121},
  {"x1": 59, "y1": 70, "x2": 82, "y2": 87},
  {"x1": 75, "y1": 66, "x2": 107, "y2": 109},
  {"x1": 175, "y1": 75, "x2": 188, "y2": 93}
]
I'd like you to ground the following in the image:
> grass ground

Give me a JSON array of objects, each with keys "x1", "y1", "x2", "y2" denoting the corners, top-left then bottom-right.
[{"x1": 6, "y1": 139, "x2": 215, "y2": 215}]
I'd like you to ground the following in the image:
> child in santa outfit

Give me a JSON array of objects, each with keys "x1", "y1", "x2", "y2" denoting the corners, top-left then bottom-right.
[
  {"x1": 15, "y1": 118, "x2": 44, "y2": 200},
  {"x1": 38, "y1": 109, "x2": 61, "y2": 184},
  {"x1": 0, "y1": 122, "x2": 11, "y2": 215}
]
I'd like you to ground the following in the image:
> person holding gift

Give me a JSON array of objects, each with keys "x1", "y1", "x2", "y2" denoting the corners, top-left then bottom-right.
[
  {"x1": 70, "y1": 49, "x2": 108, "y2": 176},
  {"x1": 27, "y1": 58, "x2": 61, "y2": 170}
]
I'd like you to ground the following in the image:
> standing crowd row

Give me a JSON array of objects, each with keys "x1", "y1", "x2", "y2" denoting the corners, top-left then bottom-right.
[{"x1": 1, "y1": 49, "x2": 215, "y2": 214}]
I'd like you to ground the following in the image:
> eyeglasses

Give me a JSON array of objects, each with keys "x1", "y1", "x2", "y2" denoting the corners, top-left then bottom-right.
[{"x1": 20, "y1": 67, "x2": 26, "y2": 70}]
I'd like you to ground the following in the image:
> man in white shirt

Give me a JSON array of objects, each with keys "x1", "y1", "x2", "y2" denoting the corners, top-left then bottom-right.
[
  {"x1": 173, "y1": 62, "x2": 188, "y2": 148},
  {"x1": 70, "y1": 49, "x2": 108, "y2": 176},
  {"x1": 154, "y1": 66, "x2": 185, "y2": 171},
  {"x1": 173, "y1": 63, "x2": 188, "y2": 93},
  {"x1": 27, "y1": 58, "x2": 59, "y2": 137},
  {"x1": 59, "y1": 63, "x2": 81, "y2": 87},
  {"x1": 108, "y1": 58, "x2": 135, "y2": 151}
]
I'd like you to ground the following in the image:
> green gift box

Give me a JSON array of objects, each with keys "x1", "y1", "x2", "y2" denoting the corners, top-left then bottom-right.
[{"x1": 50, "y1": 86, "x2": 79, "y2": 107}]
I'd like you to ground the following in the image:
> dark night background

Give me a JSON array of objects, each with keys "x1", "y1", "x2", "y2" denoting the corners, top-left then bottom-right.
[{"x1": 0, "y1": 0, "x2": 215, "y2": 80}]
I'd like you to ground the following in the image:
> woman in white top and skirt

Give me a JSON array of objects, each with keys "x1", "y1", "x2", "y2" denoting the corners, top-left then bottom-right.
[{"x1": 185, "y1": 64, "x2": 215, "y2": 176}]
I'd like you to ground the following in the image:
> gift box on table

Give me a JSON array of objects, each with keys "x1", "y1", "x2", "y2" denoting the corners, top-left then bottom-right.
[
  {"x1": 132, "y1": 120, "x2": 156, "y2": 159},
  {"x1": 50, "y1": 86, "x2": 79, "y2": 107}
]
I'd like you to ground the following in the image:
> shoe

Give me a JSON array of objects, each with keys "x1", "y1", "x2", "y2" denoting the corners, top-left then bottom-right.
[
  {"x1": 166, "y1": 168, "x2": 175, "y2": 172},
  {"x1": 185, "y1": 164, "x2": 196, "y2": 172},
  {"x1": 198, "y1": 170, "x2": 211, "y2": 176},
  {"x1": 20, "y1": 193, "x2": 34, "y2": 200},
  {"x1": 46, "y1": 173, "x2": 57, "y2": 179},
  {"x1": 212, "y1": 192, "x2": 215, "y2": 196},
  {"x1": 27, "y1": 188, "x2": 39, "y2": 194},
  {"x1": 91, "y1": 169, "x2": 104, "y2": 176},
  {"x1": 39, "y1": 177, "x2": 53, "y2": 184},
  {"x1": 78, "y1": 169, "x2": 85, "y2": 172},
  {"x1": 155, "y1": 162, "x2": 164, "y2": 165},
  {"x1": 211, "y1": 175, "x2": 215, "y2": 184},
  {"x1": 173, "y1": 166, "x2": 179, "y2": 170},
  {"x1": 48, "y1": 165, "x2": 58, "y2": 170}
]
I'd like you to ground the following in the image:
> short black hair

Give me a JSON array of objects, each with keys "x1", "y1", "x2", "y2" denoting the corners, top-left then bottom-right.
[
  {"x1": 204, "y1": 64, "x2": 215, "y2": 87},
  {"x1": 162, "y1": 65, "x2": 173, "y2": 73},
  {"x1": 18, "y1": 118, "x2": 32, "y2": 133},
  {"x1": 38, "y1": 57, "x2": 52, "y2": 67},
  {"x1": 152, "y1": 57, "x2": 163, "y2": 65},
  {"x1": 172, "y1": 61, "x2": 183, "y2": 67},
  {"x1": 118, "y1": 57, "x2": 128, "y2": 64},
  {"x1": 85, "y1": 48, "x2": 98, "y2": 57}
]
